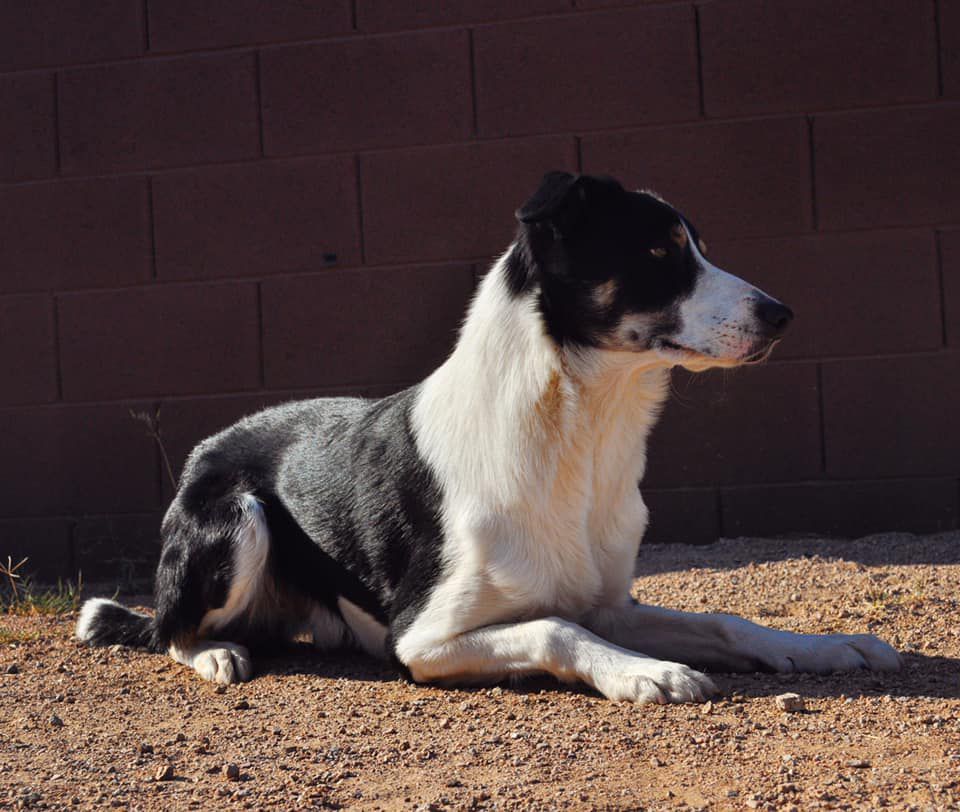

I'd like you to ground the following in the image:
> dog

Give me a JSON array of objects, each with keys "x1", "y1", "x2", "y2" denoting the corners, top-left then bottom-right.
[{"x1": 76, "y1": 172, "x2": 901, "y2": 703}]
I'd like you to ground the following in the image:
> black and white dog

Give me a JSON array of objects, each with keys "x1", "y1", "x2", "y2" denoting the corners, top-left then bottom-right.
[{"x1": 77, "y1": 172, "x2": 900, "y2": 703}]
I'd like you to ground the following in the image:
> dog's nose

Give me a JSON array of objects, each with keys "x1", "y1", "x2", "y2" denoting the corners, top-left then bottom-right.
[{"x1": 754, "y1": 298, "x2": 794, "y2": 337}]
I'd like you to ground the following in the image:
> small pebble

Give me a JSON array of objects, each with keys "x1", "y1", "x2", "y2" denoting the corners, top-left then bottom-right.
[
  {"x1": 233, "y1": 699, "x2": 250, "y2": 710},
  {"x1": 155, "y1": 763, "x2": 175, "y2": 781},
  {"x1": 49, "y1": 714, "x2": 64, "y2": 728},
  {"x1": 775, "y1": 693, "x2": 806, "y2": 713},
  {"x1": 223, "y1": 764, "x2": 240, "y2": 781},
  {"x1": 5, "y1": 663, "x2": 19, "y2": 674},
  {"x1": 846, "y1": 759, "x2": 871, "y2": 769}
]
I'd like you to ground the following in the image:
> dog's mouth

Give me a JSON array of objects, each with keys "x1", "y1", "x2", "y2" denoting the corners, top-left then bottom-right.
[
  {"x1": 657, "y1": 338, "x2": 696, "y2": 355},
  {"x1": 653, "y1": 337, "x2": 709, "y2": 359},
  {"x1": 654, "y1": 337, "x2": 781, "y2": 366}
]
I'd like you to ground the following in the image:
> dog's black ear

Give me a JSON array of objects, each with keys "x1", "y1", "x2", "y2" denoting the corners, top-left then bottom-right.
[
  {"x1": 515, "y1": 171, "x2": 578, "y2": 224},
  {"x1": 516, "y1": 172, "x2": 623, "y2": 234}
]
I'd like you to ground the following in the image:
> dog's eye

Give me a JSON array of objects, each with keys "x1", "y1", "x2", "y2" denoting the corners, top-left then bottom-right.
[{"x1": 650, "y1": 247, "x2": 667, "y2": 259}]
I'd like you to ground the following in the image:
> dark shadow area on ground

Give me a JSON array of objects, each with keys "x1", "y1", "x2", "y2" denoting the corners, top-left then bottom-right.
[
  {"x1": 708, "y1": 653, "x2": 960, "y2": 702},
  {"x1": 636, "y1": 532, "x2": 960, "y2": 576},
  {"x1": 249, "y1": 641, "x2": 401, "y2": 685},
  {"x1": 251, "y1": 643, "x2": 960, "y2": 702}
]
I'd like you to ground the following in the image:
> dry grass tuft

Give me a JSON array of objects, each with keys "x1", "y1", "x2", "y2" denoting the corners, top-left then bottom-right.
[{"x1": 0, "y1": 555, "x2": 85, "y2": 616}]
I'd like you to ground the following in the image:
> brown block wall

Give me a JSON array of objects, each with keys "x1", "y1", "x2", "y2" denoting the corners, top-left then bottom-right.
[{"x1": 0, "y1": 0, "x2": 957, "y2": 583}]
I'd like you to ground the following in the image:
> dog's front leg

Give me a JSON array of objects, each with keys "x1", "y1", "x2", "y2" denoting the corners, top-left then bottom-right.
[
  {"x1": 583, "y1": 602, "x2": 902, "y2": 674},
  {"x1": 394, "y1": 617, "x2": 717, "y2": 703}
]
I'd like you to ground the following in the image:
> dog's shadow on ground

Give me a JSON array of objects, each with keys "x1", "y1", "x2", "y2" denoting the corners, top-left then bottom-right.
[
  {"x1": 252, "y1": 644, "x2": 960, "y2": 702},
  {"x1": 253, "y1": 642, "x2": 401, "y2": 685},
  {"x1": 710, "y1": 653, "x2": 960, "y2": 702}
]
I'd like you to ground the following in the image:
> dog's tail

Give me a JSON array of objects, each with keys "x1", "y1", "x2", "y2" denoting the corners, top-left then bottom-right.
[{"x1": 75, "y1": 597, "x2": 158, "y2": 650}]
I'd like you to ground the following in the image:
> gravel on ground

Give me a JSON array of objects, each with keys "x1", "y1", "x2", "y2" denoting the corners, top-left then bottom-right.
[{"x1": 2, "y1": 532, "x2": 959, "y2": 810}]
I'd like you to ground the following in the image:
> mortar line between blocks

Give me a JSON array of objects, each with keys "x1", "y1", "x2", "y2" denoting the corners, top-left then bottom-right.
[
  {"x1": 143, "y1": 0, "x2": 151, "y2": 52},
  {"x1": 52, "y1": 72, "x2": 62, "y2": 175},
  {"x1": 816, "y1": 362, "x2": 827, "y2": 474},
  {"x1": 254, "y1": 50, "x2": 266, "y2": 157},
  {"x1": 355, "y1": 155, "x2": 367, "y2": 265},
  {"x1": 256, "y1": 281, "x2": 266, "y2": 388},
  {"x1": 807, "y1": 115, "x2": 819, "y2": 231},
  {"x1": 468, "y1": 28, "x2": 479, "y2": 137},
  {"x1": 935, "y1": 229, "x2": 948, "y2": 346},
  {"x1": 51, "y1": 294, "x2": 63, "y2": 401},
  {"x1": 693, "y1": 3, "x2": 706, "y2": 118},
  {"x1": 934, "y1": 0, "x2": 945, "y2": 97},
  {"x1": 146, "y1": 177, "x2": 158, "y2": 281}
]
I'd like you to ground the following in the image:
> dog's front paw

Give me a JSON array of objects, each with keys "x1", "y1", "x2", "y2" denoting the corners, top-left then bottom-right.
[
  {"x1": 762, "y1": 632, "x2": 902, "y2": 674},
  {"x1": 594, "y1": 659, "x2": 718, "y2": 704}
]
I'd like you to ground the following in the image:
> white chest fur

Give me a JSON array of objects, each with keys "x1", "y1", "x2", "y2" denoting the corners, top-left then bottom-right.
[{"x1": 403, "y1": 257, "x2": 669, "y2": 652}]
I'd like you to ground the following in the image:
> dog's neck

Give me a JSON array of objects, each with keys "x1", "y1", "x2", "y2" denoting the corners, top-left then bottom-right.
[{"x1": 413, "y1": 248, "x2": 671, "y2": 511}]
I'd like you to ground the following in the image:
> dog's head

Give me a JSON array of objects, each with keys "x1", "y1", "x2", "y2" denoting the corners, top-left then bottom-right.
[{"x1": 512, "y1": 171, "x2": 792, "y2": 369}]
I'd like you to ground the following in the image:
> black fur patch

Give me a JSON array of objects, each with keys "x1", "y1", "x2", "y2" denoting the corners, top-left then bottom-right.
[
  {"x1": 147, "y1": 390, "x2": 444, "y2": 654},
  {"x1": 511, "y1": 172, "x2": 702, "y2": 348},
  {"x1": 275, "y1": 389, "x2": 445, "y2": 639}
]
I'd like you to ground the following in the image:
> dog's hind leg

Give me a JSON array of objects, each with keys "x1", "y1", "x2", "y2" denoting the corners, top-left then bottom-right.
[
  {"x1": 169, "y1": 639, "x2": 254, "y2": 684},
  {"x1": 153, "y1": 492, "x2": 273, "y2": 684}
]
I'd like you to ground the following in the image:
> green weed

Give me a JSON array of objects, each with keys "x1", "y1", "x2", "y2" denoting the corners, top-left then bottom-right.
[{"x1": 0, "y1": 556, "x2": 84, "y2": 616}]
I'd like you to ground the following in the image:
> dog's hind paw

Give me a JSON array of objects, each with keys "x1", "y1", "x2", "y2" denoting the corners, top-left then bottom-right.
[
  {"x1": 171, "y1": 641, "x2": 254, "y2": 684},
  {"x1": 595, "y1": 659, "x2": 718, "y2": 704}
]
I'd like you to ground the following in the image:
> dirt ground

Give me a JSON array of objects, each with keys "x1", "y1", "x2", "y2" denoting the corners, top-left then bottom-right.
[{"x1": 2, "y1": 532, "x2": 960, "y2": 811}]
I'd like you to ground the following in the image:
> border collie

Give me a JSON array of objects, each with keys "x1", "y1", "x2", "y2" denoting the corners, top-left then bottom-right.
[{"x1": 77, "y1": 172, "x2": 900, "y2": 703}]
